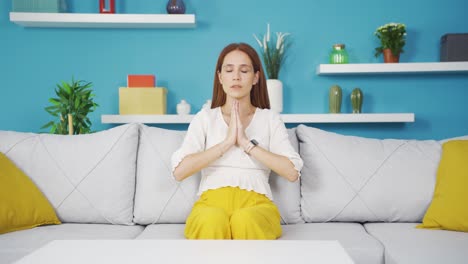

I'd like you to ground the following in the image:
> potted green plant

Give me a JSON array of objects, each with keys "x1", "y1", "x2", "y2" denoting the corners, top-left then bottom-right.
[
  {"x1": 253, "y1": 23, "x2": 291, "y2": 112},
  {"x1": 374, "y1": 22, "x2": 407, "y2": 63},
  {"x1": 42, "y1": 78, "x2": 98, "y2": 135},
  {"x1": 253, "y1": 23, "x2": 291, "y2": 79}
]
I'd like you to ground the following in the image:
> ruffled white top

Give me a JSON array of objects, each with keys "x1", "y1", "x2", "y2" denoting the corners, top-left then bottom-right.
[{"x1": 171, "y1": 107, "x2": 303, "y2": 201}]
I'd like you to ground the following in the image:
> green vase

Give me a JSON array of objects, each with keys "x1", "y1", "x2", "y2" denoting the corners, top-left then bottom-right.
[
  {"x1": 329, "y1": 44, "x2": 349, "y2": 64},
  {"x1": 329, "y1": 85, "x2": 342, "y2": 113},
  {"x1": 351, "y1": 88, "x2": 363, "y2": 113}
]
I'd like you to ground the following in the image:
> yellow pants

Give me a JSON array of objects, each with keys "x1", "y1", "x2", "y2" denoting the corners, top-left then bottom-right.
[{"x1": 184, "y1": 187, "x2": 282, "y2": 240}]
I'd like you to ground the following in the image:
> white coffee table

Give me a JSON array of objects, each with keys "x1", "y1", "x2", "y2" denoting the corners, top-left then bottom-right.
[{"x1": 14, "y1": 239, "x2": 355, "y2": 264}]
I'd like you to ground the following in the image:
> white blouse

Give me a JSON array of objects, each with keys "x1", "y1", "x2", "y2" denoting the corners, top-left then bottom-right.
[{"x1": 171, "y1": 107, "x2": 303, "y2": 201}]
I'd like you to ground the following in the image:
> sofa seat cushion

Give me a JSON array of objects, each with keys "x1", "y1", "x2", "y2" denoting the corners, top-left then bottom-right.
[
  {"x1": 0, "y1": 223, "x2": 144, "y2": 264},
  {"x1": 280, "y1": 223, "x2": 384, "y2": 264},
  {"x1": 297, "y1": 125, "x2": 441, "y2": 223},
  {"x1": 0, "y1": 124, "x2": 139, "y2": 225},
  {"x1": 136, "y1": 223, "x2": 383, "y2": 264},
  {"x1": 136, "y1": 224, "x2": 185, "y2": 239},
  {"x1": 365, "y1": 223, "x2": 468, "y2": 264}
]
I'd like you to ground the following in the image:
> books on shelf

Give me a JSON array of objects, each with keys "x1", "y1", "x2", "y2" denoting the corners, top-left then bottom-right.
[{"x1": 127, "y1": 75, "x2": 156, "y2": 88}]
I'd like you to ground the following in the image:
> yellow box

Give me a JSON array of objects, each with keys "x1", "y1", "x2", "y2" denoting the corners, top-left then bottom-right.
[{"x1": 119, "y1": 87, "x2": 167, "y2": 115}]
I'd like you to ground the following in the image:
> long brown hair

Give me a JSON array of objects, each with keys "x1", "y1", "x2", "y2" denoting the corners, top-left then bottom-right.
[{"x1": 211, "y1": 43, "x2": 270, "y2": 109}]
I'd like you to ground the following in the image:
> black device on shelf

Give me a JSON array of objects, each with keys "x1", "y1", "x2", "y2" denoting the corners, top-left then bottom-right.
[{"x1": 440, "y1": 33, "x2": 468, "y2": 62}]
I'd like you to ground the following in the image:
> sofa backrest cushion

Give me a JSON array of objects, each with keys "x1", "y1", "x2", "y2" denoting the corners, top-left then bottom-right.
[
  {"x1": 0, "y1": 124, "x2": 139, "y2": 225},
  {"x1": 296, "y1": 125, "x2": 442, "y2": 223},
  {"x1": 133, "y1": 124, "x2": 303, "y2": 225},
  {"x1": 269, "y1": 128, "x2": 304, "y2": 224},
  {"x1": 133, "y1": 125, "x2": 200, "y2": 225}
]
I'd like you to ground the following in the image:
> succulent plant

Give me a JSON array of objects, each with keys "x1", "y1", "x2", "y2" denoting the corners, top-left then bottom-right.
[
  {"x1": 329, "y1": 85, "x2": 342, "y2": 113},
  {"x1": 351, "y1": 88, "x2": 363, "y2": 113}
]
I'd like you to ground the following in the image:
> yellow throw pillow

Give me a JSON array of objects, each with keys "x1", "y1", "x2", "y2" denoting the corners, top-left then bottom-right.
[
  {"x1": 0, "y1": 152, "x2": 61, "y2": 234},
  {"x1": 418, "y1": 140, "x2": 468, "y2": 232}
]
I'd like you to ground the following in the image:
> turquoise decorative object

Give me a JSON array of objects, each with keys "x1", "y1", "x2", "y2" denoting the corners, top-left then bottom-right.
[
  {"x1": 12, "y1": 0, "x2": 67, "y2": 13},
  {"x1": 329, "y1": 85, "x2": 342, "y2": 113},
  {"x1": 351, "y1": 88, "x2": 363, "y2": 113}
]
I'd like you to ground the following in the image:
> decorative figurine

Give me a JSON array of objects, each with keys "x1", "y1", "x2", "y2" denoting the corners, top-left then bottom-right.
[{"x1": 100, "y1": 0, "x2": 115, "y2": 14}]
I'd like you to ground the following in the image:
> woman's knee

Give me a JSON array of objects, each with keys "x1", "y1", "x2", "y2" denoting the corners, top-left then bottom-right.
[
  {"x1": 185, "y1": 207, "x2": 231, "y2": 239},
  {"x1": 230, "y1": 208, "x2": 281, "y2": 239},
  {"x1": 188, "y1": 207, "x2": 229, "y2": 226},
  {"x1": 230, "y1": 209, "x2": 255, "y2": 228}
]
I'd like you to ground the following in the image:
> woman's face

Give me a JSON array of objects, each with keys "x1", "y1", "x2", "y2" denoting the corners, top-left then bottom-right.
[{"x1": 218, "y1": 50, "x2": 259, "y2": 101}]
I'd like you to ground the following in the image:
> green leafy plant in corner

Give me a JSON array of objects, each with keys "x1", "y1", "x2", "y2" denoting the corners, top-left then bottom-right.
[{"x1": 42, "y1": 78, "x2": 98, "y2": 135}]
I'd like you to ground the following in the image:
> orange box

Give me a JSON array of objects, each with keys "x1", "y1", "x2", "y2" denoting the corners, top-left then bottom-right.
[{"x1": 127, "y1": 75, "x2": 155, "y2": 87}]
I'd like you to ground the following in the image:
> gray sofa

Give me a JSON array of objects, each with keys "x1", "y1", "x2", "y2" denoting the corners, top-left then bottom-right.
[{"x1": 1, "y1": 123, "x2": 467, "y2": 264}]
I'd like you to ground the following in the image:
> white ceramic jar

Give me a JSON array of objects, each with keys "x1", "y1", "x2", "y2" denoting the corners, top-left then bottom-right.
[{"x1": 176, "y1": 99, "x2": 191, "y2": 115}]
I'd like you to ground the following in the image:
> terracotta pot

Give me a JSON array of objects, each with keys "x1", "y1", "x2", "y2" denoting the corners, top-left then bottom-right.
[{"x1": 383, "y1": 49, "x2": 400, "y2": 63}]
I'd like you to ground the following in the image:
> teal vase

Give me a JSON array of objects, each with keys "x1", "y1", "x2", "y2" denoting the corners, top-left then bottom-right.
[
  {"x1": 329, "y1": 85, "x2": 342, "y2": 113},
  {"x1": 351, "y1": 88, "x2": 363, "y2": 113}
]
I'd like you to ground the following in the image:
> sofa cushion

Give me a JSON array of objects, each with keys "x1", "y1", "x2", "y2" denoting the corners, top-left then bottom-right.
[
  {"x1": 0, "y1": 153, "x2": 61, "y2": 234},
  {"x1": 296, "y1": 125, "x2": 441, "y2": 222},
  {"x1": 133, "y1": 125, "x2": 303, "y2": 225},
  {"x1": 280, "y1": 223, "x2": 384, "y2": 264},
  {"x1": 136, "y1": 224, "x2": 185, "y2": 239},
  {"x1": 136, "y1": 223, "x2": 383, "y2": 264},
  {"x1": 0, "y1": 223, "x2": 144, "y2": 264},
  {"x1": 133, "y1": 125, "x2": 200, "y2": 225},
  {"x1": 0, "y1": 124, "x2": 139, "y2": 225},
  {"x1": 268, "y1": 127, "x2": 303, "y2": 224},
  {"x1": 418, "y1": 140, "x2": 468, "y2": 232},
  {"x1": 365, "y1": 223, "x2": 468, "y2": 264}
]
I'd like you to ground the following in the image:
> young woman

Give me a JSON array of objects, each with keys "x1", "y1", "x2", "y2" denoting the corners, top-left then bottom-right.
[{"x1": 171, "y1": 42, "x2": 303, "y2": 240}]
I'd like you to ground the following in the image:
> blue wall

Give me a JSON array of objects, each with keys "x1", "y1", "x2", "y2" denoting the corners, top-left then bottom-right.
[{"x1": 1, "y1": 0, "x2": 467, "y2": 139}]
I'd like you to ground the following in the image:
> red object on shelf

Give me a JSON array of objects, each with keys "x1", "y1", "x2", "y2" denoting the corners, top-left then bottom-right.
[
  {"x1": 99, "y1": 0, "x2": 115, "y2": 14},
  {"x1": 127, "y1": 75, "x2": 156, "y2": 87}
]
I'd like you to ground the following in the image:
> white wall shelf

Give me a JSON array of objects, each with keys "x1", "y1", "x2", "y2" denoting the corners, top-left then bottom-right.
[
  {"x1": 101, "y1": 113, "x2": 415, "y2": 124},
  {"x1": 316, "y1": 62, "x2": 468, "y2": 75},
  {"x1": 9, "y1": 12, "x2": 196, "y2": 28}
]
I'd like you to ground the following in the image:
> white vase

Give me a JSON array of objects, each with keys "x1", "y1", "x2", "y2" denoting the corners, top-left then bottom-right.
[
  {"x1": 266, "y1": 79, "x2": 283, "y2": 113},
  {"x1": 176, "y1": 99, "x2": 191, "y2": 115}
]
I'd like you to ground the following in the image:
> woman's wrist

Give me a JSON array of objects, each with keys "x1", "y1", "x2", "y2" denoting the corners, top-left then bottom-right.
[
  {"x1": 240, "y1": 138, "x2": 250, "y2": 151},
  {"x1": 219, "y1": 141, "x2": 232, "y2": 156}
]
